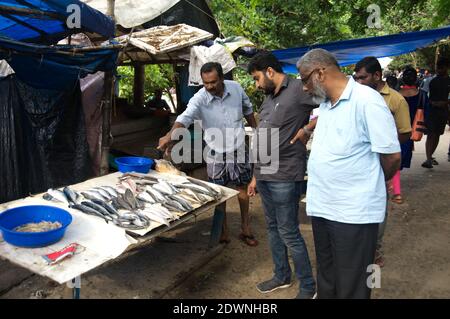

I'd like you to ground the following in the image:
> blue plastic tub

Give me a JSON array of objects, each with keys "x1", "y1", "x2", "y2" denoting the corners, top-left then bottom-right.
[
  {"x1": 115, "y1": 156, "x2": 154, "y2": 173},
  {"x1": 0, "y1": 205, "x2": 72, "y2": 248}
]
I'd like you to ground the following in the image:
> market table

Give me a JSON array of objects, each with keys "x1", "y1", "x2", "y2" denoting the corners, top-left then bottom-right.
[{"x1": 0, "y1": 171, "x2": 238, "y2": 298}]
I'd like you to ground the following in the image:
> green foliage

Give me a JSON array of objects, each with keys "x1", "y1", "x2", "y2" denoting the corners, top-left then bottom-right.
[
  {"x1": 117, "y1": 64, "x2": 174, "y2": 104},
  {"x1": 208, "y1": 0, "x2": 449, "y2": 106}
]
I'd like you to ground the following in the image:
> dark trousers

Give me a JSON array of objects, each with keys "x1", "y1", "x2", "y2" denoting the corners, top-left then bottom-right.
[{"x1": 311, "y1": 217, "x2": 378, "y2": 299}]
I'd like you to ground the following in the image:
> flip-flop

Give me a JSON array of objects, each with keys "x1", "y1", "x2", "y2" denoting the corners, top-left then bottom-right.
[{"x1": 239, "y1": 233, "x2": 258, "y2": 247}]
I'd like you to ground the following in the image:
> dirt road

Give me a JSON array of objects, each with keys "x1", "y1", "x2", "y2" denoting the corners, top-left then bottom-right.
[{"x1": 1, "y1": 129, "x2": 449, "y2": 299}]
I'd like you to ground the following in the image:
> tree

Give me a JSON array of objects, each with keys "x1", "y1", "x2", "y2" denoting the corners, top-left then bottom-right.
[
  {"x1": 117, "y1": 64, "x2": 175, "y2": 104},
  {"x1": 208, "y1": 0, "x2": 449, "y2": 102}
]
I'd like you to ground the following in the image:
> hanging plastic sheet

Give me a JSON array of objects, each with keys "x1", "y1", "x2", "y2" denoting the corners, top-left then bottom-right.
[{"x1": 0, "y1": 75, "x2": 92, "y2": 204}]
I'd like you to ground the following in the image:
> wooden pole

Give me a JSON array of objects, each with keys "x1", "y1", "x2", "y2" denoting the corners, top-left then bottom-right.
[
  {"x1": 133, "y1": 63, "x2": 145, "y2": 107},
  {"x1": 100, "y1": 0, "x2": 116, "y2": 176}
]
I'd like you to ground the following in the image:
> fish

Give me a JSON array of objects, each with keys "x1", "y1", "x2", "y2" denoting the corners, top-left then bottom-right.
[
  {"x1": 181, "y1": 188, "x2": 204, "y2": 203},
  {"x1": 116, "y1": 195, "x2": 133, "y2": 211},
  {"x1": 70, "y1": 204, "x2": 109, "y2": 223},
  {"x1": 173, "y1": 182, "x2": 211, "y2": 196},
  {"x1": 43, "y1": 193, "x2": 61, "y2": 203},
  {"x1": 197, "y1": 193, "x2": 215, "y2": 203},
  {"x1": 136, "y1": 198, "x2": 146, "y2": 210},
  {"x1": 82, "y1": 190, "x2": 108, "y2": 202},
  {"x1": 81, "y1": 201, "x2": 113, "y2": 221},
  {"x1": 134, "y1": 179, "x2": 158, "y2": 186},
  {"x1": 145, "y1": 186, "x2": 166, "y2": 203},
  {"x1": 124, "y1": 189, "x2": 138, "y2": 210},
  {"x1": 159, "y1": 180, "x2": 180, "y2": 194},
  {"x1": 139, "y1": 210, "x2": 170, "y2": 226},
  {"x1": 91, "y1": 187, "x2": 112, "y2": 200},
  {"x1": 63, "y1": 187, "x2": 79, "y2": 205},
  {"x1": 99, "y1": 186, "x2": 118, "y2": 198},
  {"x1": 47, "y1": 189, "x2": 69, "y2": 205},
  {"x1": 144, "y1": 204, "x2": 175, "y2": 220},
  {"x1": 122, "y1": 178, "x2": 137, "y2": 194},
  {"x1": 186, "y1": 177, "x2": 221, "y2": 198},
  {"x1": 178, "y1": 193, "x2": 201, "y2": 205},
  {"x1": 169, "y1": 194, "x2": 193, "y2": 211},
  {"x1": 162, "y1": 200, "x2": 187, "y2": 213},
  {"x1": 137, "y1": 192, "x2": 156, "y2": 204},
  {"x1": 152, "y1": 182, "x2": 175, "y2": 195},
  {"x1": 122, "y1": 172, "x2": 159, "y2": 182},
  {"x1": 90, "y1": 198, "x2": 119, "y2": 216}
]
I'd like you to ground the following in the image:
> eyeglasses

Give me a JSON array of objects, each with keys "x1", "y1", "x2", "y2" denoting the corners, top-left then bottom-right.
[{"x1": 301, "y1": 68, "x2": 324, "y2": 85}]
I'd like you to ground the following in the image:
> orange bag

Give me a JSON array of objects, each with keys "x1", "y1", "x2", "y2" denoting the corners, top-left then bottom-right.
[{"x1": 411, "y1": 108, "x2": 426, "y2": 141}]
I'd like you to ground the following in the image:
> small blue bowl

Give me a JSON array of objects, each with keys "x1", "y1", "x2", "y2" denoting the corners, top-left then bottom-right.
[
  {"x1": 115, "y1": 156, "x2": 154, "y2": 173},
  {"x1": 0, "y1": 205, "x2": 72, "y2": 248}
]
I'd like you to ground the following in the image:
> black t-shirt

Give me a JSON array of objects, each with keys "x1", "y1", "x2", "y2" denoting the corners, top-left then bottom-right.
[
  {"x1": 429, "y1": 75, "x2": 450, "y2": 102},
  {"x1": 254, "y1": 76, "x2": 317, "y2": 181}
]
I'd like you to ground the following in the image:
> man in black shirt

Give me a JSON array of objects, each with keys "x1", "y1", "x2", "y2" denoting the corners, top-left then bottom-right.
[
  {"x1": 145, "y1": 89, "x2": 171, "y2": 111},
  {"x1": 422, "y1": 58, "x2": 450, "y2": 168},
  {"x1": 247, "y1": 52, "x2": 317, "y2": 299}
]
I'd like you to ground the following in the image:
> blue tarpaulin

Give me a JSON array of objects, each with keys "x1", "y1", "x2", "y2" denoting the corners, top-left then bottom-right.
[
  {"x1": 273, "y1": 25, "x2": 450, "y2": 73},
  {"x1": 0, "y1": 0, "x2": 114, "y2": 44},
  {"x1": 0, "y1": 37, "x2": 118, "y2": 89}
]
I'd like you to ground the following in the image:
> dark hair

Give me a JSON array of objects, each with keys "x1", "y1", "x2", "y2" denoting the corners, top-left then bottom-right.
[
  {"x1": 247, "y1": 51, "x2": 283, "y2": 74},
  {"x1": 200, "y1": 62, "x2": 224, "y2": 78},
  {"x1": 354, "y1": 56, "x2": 382, "y2": 74},
  {"x1": 436, "y1": 58, "x2": 449, "y2": 69},
  {"x1": 386, "y1": 75, "x2": 398, "y2": 89},
  {"x1": 402, "y1": 66, "x2": 417, "y2": 86}
]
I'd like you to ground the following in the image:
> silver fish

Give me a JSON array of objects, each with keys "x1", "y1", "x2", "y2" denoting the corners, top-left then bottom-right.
[
  {"x1": 145, "y1": 186, "x2": 166, "y2": 203},
  {"x1": 137, "y1": 192, "x2": 156, "y2": 204},
  {"x1": 47, "y1": 189, "x2": 69, "y2": 205},
  {"x1": 169, "y1": 194, "x2": 193, "y2": 211},
  {"x1": 92, "y1": 187, "x2": 112, "y2": 200},
  {"x1": 81, "y1": 201, "x2": 113, "y2": 221},
  {"x1": 70, "y1": 204, "x2": 109, "y2": 223},
  {"x1": 99, "y1": 186, "x2": 118, "y2": 197},
  {"x1": 82, "y1": 191, "x2": 107, "y2": 202},
  {"x1": 186, "y1": 177, "x2": 221, "y2": 197},
  {"x1": 152, "y1": 182, "x2": 175, "y2": 195}
]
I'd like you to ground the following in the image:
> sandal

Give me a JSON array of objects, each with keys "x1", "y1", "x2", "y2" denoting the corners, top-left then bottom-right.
[
  {"x1": 238, "y1": 233, "x2": 258, "y2": 247},
  {"x1": 391, "y1": 195, "x2": 404, "y2": 204}
]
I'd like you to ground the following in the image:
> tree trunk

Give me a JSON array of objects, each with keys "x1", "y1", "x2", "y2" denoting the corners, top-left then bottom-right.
[{"x1": 435, "y1": 45, "x2": 440, "y2": 71}]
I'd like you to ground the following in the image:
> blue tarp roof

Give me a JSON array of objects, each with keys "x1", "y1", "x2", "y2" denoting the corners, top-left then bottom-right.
[
  {"x1": 0, "y1": 0, "x2": 114, "y2": 44},
  {"x1": 273, "y1": 25, "x2": 450, "y2": 73},
  {"x1": 0, "y1": 37, "x2": 118, "y2": 90}
]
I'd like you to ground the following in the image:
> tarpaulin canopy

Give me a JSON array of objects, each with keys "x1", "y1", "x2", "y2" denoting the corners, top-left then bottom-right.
[
  {"x1": 0, "y1": 37, "x2": 118, "y2": 90},
  {"x1": 82, "y1": 0, "x2": 180, "y2": 29},
  {"x1": 0, "y1": 0, "x2": 115, "y2": 44},
  {"x1": 273, "y1": 25, "x2": 450, "y2": 73}
]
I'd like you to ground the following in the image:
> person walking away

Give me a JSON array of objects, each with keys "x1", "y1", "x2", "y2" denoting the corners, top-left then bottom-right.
[{"x1": 421, "y1": 59, "x2": 450, "y2": 168}]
